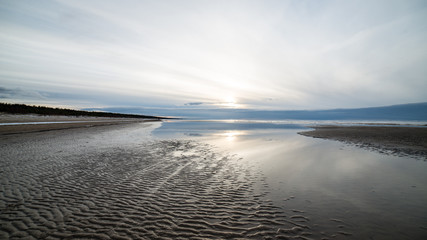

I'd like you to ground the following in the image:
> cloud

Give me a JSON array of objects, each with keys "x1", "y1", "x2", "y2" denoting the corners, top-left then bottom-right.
[
  {"x1": 184, "y1": 102, "x2": 205, "y2": 106},
  {"x1": 0, "y1": 0, "x2": 426, "y2": 110},
  {"x1": 0, "y1": 87, "x2": 46, "y2": 100}
]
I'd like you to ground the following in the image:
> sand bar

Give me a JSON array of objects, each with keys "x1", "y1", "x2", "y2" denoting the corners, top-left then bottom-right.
[{"x1": 299, "y1": 126, "x2": 427, "y2": 159}]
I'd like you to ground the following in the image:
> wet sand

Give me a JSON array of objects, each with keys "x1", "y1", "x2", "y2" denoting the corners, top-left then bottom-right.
[
  {"x1": 0, "y1": 122, "x2": 313, "y2": 239},
  {"x1": 156, "y1": 122, "x2": 427, "y2": 239},
  {"x1": 299, "y1": 126, "x2": 427, "y2": 160}
]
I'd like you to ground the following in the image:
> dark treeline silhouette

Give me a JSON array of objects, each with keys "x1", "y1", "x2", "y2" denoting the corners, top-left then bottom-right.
[{"x1": 0, "y1": 103, "x2": 163, "y2": 119}]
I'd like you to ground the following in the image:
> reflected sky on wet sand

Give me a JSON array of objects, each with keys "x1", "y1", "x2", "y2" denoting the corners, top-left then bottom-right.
[{"x1": 153, "y1": 120, "x2": 427, "y2": 239}]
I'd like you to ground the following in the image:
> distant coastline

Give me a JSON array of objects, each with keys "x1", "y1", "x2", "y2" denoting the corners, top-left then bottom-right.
[
  {"x1": 0, "y1": 103, "x2": 165, "y2": 135},
  {"x1": 0, "y1": 103, "x2": 164, "y2": 120}
]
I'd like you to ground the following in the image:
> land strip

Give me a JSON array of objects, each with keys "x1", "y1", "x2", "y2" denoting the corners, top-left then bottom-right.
[
  {"x1": 0, "y1": 113, "x2": 159, "y2": 135},
  {"x1": 0, "y1": 103, "x2": 163, "y2": 119},
  {"x1": 299, "y1": 126, "x2": 427, "y2": 160}
]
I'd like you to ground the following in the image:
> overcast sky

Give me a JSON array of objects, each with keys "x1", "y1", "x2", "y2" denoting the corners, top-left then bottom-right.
[{"x1": 1, "y1": 0, "x2": 426, "y2": 110}]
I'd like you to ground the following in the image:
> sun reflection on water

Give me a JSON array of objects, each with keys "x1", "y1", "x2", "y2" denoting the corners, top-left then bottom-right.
[{"x1": 217, "y1": 131, "x2": 245, "y2": 141}]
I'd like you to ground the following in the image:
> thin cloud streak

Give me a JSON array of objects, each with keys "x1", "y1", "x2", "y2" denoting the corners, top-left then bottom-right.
[{"x1": 0, "y1": 0, "x2": 426, "y2": 110}]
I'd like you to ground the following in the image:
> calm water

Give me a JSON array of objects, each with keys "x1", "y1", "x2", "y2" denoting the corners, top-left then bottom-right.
[{"x1": 153, "y1": 120, "x2": 427, "y2": 240}]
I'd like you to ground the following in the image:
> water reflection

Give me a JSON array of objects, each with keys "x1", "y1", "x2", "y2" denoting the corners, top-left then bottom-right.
[
  {"x1": 216, "y1": 130, "x2": 246, "y2": 142},
  {"x1": 153, "y1": 120, "x2": 427, "y2": 239}
]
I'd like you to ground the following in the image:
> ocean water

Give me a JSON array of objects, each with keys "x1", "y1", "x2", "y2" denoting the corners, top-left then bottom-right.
[{"x1": 153, "y1": 119, "x2": 427, "y2": 239}]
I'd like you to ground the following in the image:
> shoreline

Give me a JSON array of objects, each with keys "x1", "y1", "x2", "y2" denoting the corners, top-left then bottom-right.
[
  {"x1": 299, "y1": 126, "x2": 427, "y2": 160},
  {"x1": 0, "y1": 113, "x2": 160, "y2": 135}
]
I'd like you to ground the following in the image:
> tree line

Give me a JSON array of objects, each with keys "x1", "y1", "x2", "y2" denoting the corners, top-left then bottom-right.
[{"x1": 0, "y1": 103, "x2": 162, "y2": 119}]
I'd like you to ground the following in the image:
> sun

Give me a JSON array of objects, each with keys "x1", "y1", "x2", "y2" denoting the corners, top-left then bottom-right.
[
  {"x1": 221, "y1": 96, "x2": 239, "y2": 108},
  {"x1": 225, "y1": 96, "x2": 236, "y2": 103}
]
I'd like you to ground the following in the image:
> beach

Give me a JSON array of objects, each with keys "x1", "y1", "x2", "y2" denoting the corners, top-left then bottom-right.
[
  {"x1": 3, "y1": 0, "x2": 426, "y2": 238},
  {"x1": 0, "y1": 113, "x2": 156, "y2": 135},
  {"x1": 0, "y1": 118, "x2": 312, "y2": 239},
  {"x1": 1, "y1": 117, "x2": 427, "y2": 239},
  {"x1": 299, "y1": 126, "x2": 427, "y2": 160}
]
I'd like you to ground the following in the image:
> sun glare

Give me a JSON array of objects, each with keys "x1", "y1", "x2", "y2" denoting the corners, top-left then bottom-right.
[
  {"x1": 225, "y1": 96, "x2": 236, "y2": 104},
  {"x1": 219, "y1": 96, "x2": 241, "y2": 108}
]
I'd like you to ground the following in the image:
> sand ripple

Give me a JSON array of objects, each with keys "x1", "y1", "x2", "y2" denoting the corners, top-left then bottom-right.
[{"x1": 0, "y1": 135, "x2": 313, "y2": 239}]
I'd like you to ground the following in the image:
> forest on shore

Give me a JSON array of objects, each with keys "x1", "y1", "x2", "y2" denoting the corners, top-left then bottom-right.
[{"x1": 0, "y1": 103, "x2": 162, "y2": 119}]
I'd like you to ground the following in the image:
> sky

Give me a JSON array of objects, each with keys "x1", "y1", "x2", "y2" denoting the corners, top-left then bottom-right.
[{"x1": 1, "y1": 0, "x2": 427, "y2": 111}]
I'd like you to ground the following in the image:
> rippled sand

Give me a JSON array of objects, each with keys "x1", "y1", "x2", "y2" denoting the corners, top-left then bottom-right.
[{"x1": 0, "y1": 122, "x2": 314, "y2": 239}]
